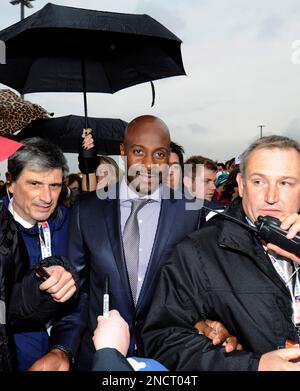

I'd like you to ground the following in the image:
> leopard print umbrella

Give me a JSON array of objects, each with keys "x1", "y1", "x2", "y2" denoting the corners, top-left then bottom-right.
[{"x1": 0, "y1": 89, "x2": 50, "y2": 136}]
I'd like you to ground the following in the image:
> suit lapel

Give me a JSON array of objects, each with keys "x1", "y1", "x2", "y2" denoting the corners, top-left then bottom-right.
[
  {"x1": 136, "y1": 198, "x2": 177, "y2": 311},
  {"x1": 102, "y1": 197, "x2": 133, "y2": 305}
]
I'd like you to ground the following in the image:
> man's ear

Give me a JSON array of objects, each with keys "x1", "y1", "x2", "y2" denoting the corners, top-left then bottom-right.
[
  {"x1": 236, "y1": 173, "x2": 244, "y2": 198},
  {"x1": 5, "y1": 171, "x2": 11, "y2": 183},
  {"x1": 5, "y1": 172, "x2": 13, "y2": 193}
]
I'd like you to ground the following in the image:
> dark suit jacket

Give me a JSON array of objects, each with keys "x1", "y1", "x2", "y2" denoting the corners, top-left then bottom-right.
[{"x1": 68, "y1": 186, "x2": 203, "y2": 370}]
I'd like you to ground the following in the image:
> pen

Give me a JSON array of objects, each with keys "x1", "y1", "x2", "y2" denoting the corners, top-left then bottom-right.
[
  {"x1": 103, "y1": 273, "x2": 110, "y2": 318},
  {"x1": 35, "y1": 265, "x2": 50, "y2": 282}
]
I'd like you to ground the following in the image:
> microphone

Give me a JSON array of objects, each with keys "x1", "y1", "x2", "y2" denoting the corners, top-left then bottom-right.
[{"x1": 204, "y1": 206, "x2": 300, "y2": 257}]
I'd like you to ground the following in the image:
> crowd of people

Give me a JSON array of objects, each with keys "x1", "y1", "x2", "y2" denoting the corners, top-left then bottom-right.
[{"x1": 1, "y1": 114, "x2": 300, "y2": 372}]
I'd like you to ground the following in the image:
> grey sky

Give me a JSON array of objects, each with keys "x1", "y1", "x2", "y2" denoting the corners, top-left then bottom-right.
[{"x1": 1, "y1": 0, "x2": 300, "y2": 177}]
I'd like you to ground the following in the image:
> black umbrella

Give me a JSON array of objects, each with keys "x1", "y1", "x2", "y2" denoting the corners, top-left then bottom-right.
[
  {"x1": 15, "y1": 115, "x2": 127, "y2": 155},
  {"x1": 0, "y1": 2, "x2": 186, "y2": 125}
]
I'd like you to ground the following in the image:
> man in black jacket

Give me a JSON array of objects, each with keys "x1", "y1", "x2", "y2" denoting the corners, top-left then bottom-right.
[
  {"x1": 142, "y1": 135, "x2": 300, "y2": 371},
  {"x1": 0, "y1": 136, "x2": 78, "y2": 371}
]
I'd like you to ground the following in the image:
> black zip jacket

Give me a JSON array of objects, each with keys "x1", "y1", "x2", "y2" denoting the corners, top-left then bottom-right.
[
  {"x1": 142, "y1": 198, "x2": 297, "y2": 370},
  {"x1": 0, "y1": 202, "x2": 78, "y2": 370}
]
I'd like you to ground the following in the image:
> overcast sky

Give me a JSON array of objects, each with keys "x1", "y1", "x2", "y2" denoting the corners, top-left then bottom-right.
[{"x1": 1, "y1": 0, "x2": 300, "y2": 177}]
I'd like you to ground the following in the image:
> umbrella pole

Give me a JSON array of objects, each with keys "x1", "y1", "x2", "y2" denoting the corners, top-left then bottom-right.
[
  {"x1": 81, "y1": 58, "x2": 92, "y2": 190},
  {"x1": 150, "y1": 81, "x2": 156, "y2": 107},
  {"x1": 82, "y1": 58, "x2": 89, "y2": 129}
]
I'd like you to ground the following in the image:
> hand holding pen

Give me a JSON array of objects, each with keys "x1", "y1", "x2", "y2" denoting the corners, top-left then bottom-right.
[{"x1": 93, "y1": 310, "x2": 130, "y2": 357}]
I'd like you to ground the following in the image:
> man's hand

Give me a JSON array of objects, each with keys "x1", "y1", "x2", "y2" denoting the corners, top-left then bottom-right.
[
  {"x1": 28, "y1": 349, "x2": 70, "y2": 371},
  {"x1": 194, "y1": 319, "x2": 243, "y2": 352},
  {"x1": 258, "y1": 347, "x2": 300, "y2": 371},
  {"x1": 93, "y1": 309, "x2": 130, "y2": 357},
  {"x1": 267, "y1": 213, "x2": 300, "y2": 263},
  {"x1": 38, "y1": 265, "x2": 76, "y2": 303}
]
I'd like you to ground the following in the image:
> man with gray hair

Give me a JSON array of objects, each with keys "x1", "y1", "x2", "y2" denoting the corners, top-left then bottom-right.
[
  {"x1": 0, "y1": 136, "x2": 78, "y2": 371},
  {"x1": 143, "y1": 135, "x2": 300, "y2": 371},
  {"x1": 4, "y1": 137, "x2": 86, "y2": 371}
]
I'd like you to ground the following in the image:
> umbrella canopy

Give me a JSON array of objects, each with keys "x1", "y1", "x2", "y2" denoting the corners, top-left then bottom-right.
[
  {"x1": 15, "y1": 115, "x2": 127, "y2": 155},
  {"x1": 0, "y1": 136, "x2": 23, "y2": 161},
  {"x1": 0, "y1": 2, "x2": 186, "y2": 95}
]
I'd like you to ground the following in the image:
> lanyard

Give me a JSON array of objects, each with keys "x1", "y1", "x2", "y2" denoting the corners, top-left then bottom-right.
[
  {"x1": 38, "y1": 221, "x2": 52, "y2": 259},
  {"x1": 38, "y1": 221, "x2": 53, "y2": 334},
  {"x1": 263, "y1": 244, "x2": 300, "y2": 325}
]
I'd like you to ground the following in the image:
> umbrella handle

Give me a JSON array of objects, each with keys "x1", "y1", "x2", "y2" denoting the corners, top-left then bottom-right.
[
  {"x1": 82, "y1": 133, "x2": 96, "y2": 190},
  {"x1": 82, "y1": 146, "x2": 96, "y2": 158}
]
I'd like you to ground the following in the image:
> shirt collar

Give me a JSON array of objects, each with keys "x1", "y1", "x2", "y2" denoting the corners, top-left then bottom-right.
[
  {"x1": 9, "y1": 198, "x2": 35, "y2": 229},
  {"x1": 119, "y1": 177, "x2": 161, "y2": 204},
  {"x1": 245, "y1": 216, "x2": 256, "y2": 227}
]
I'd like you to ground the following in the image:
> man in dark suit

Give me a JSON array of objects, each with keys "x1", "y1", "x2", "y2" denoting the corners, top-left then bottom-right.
[{"x1": 68, "y1": 115, "x2": 205, "y2": 370}]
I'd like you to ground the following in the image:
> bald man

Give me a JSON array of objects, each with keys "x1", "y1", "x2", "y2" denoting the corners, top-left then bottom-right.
[{"x1": 69, "y1": 115, "x2": 204, "y2": 370}]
